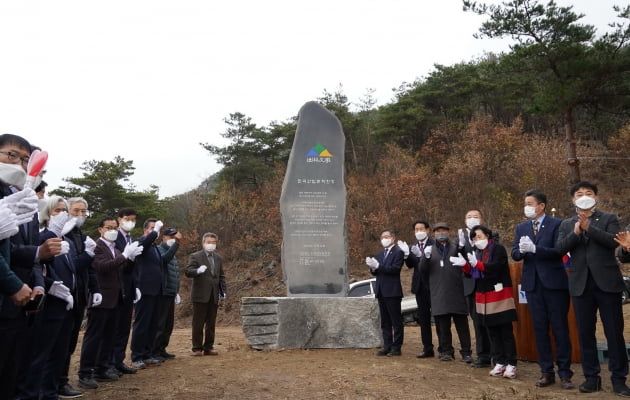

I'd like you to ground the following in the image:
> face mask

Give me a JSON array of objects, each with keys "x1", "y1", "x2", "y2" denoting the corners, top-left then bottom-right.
[
  {"x1": 524, "y1": 206, "x2": 537, "y2": 219},
  {"x1": 466, "y1": 218, "x2": 480, "y2": 230},
  {"x1": 103, "y1": 230, "x2": 118, "y2": 242},
  {"x1": 415, "y1": 231, "x2": 427, "y2": 241},
  {"x1": 435, "y1": 233, "x2": 449, "y2": 242},
  {"x1": 575, "y1": 196, "x2": 596, "y2": 210},
  {"x1": 74, "y1": 215, "x2": 86, "y2": 228},
  {"x1": 474, "y1": 239, "x2": 488, "y2": 250},
  {"x1": 0, "y1": 162, "x2": 26, "y2": 188},
  {"x1": 166, "y1": 239, "x2": 176, "y2": 247},
  {"x1": 380, "y1": 238, "x2": 392, "y2": 248},
  {"x1": 204, "y1": 243, "x2": 216, "y2": 252},
  {"x1": 121, "y1": 220, "x2": 135, "y2": 232}
]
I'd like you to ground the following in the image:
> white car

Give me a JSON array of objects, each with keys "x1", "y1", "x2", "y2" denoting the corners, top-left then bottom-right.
[{"x1": 348, "y1": 278, "x2": 418, "y2": 325}]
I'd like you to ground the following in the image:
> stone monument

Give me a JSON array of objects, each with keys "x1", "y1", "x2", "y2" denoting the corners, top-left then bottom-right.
[
  {"x1": 240, "y1": 102, "x2": 381, "y2": 349},
  {"x1": 279, "y1": 101, "x2": 347, "y2": 296}
]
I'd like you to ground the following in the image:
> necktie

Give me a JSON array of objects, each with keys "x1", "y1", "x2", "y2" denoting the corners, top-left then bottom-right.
[
  {"x1": 126, "y1": 234, "x2": 131, "y2": 244},
  {"x1": 533, "y1": 220, "x2": 539, "y2": 236},
  {"x1": 383, "y1": 249, "x2": 389, "y2": 259}
]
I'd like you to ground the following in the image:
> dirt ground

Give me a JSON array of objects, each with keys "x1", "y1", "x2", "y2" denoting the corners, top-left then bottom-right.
[{"x1": 70, "y1": 306, "x2": 630, "y2": 400}]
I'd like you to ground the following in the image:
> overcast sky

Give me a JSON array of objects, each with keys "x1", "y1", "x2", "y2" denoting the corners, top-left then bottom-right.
[{"x1": 0, "y1": 0, "x2": 622, "y2": 198}]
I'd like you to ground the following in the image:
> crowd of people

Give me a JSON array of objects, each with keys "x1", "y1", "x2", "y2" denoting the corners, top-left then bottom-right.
[
  {"x1": 367, "y1": 184, "x2": 630, "y2": 397},
  {"x1": 0, "y1": 134, "x2": 227, "y2": 400}
]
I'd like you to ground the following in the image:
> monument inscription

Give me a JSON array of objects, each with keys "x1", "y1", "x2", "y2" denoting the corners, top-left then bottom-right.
[{"x1": 280, "y1": 101, "x2": 347, "y2": 296}]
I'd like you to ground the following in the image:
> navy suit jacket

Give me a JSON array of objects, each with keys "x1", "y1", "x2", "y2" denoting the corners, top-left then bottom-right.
[
  {"x1": 556, "y1": 209, "x2": 624, "y2": 296},
  {"x1": 370, "y1": 244, "x2": 404, "y2": 298},
  {"x1": 132, "y1": 230, "x2": 162, "y2": 296},
  {"x1": 115, "y1": 229, "x2": 136, "y2": 299},
  {"x1": 511, "y1": 215, "x2": 568, "y2": 291},
  {"x1": 39, "y1": 228, "x2": 78, "y2": 319}
]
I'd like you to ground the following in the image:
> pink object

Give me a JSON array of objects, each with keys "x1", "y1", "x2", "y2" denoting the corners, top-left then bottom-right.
[{"x1": 24, "y1": 150, "x2": 48, "y2": 189}]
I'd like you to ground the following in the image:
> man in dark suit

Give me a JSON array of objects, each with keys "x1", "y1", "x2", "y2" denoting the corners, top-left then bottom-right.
[
  {"x1": 556, "y1": 181, "x2": 630, "y2": 396},
  {"x1": 457, "y1": 209, "x2": 492, "y2": 368},
  {"x1": 110, "y1": 207, "x2": 140, "y2": 375},
  {"x1": 404, "y1": 220, "x2": 438, "y2": 358},
  {"x1": 186, "y1": 232, "x2": 226, "y2": 356},
  {"x1": 512, "y1": 190, "x2": 573, "y2": 390},
  {"x1": 78, "y1": 217, "x2": 141, "y2": 390},
  {"x1": 366, "y1": 228, "x2": 405, "y2": 357},
  {"x1": 130, "y1": 218, "x2": 165, "y2": 368}
]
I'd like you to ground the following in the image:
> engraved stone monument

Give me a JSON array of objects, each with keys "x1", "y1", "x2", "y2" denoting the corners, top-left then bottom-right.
[{"x1": 279, "y1": 101, "x2": 347, "y2": 296}]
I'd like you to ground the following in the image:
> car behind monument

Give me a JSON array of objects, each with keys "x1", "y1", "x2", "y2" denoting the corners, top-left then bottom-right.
[{"x1": 348, "y1": 278, "x2": 418, "y2": 325}]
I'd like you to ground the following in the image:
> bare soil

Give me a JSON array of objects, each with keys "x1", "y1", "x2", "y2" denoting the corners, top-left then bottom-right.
[{"x1": 72, "y1": 306, "x2": 630, "y2": 400}]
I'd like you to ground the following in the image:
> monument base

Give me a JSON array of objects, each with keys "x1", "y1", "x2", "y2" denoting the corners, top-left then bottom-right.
[{"x1": 240, "y1": 297, "x2": 382, "y2": 350}]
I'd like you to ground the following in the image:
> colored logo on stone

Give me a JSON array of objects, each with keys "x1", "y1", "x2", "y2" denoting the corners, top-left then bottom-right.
[{"x1": 306, "y1": 143, "x2": 333, "y2": 158}]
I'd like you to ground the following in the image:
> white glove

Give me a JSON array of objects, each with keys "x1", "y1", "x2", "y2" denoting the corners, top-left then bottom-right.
[
  {"x1": 424, "y1": 245, "x2": 433, "y2": 258},
  {"x1": 55, "y1": 241, "x2": 70, "y2": 257},
  {"x1": 134, "y1": 288, "x2": 142, "y2": 304},
  {"x1": 397, "y1": 240, "x2": 409, "y2": 257},
  {"x1": 197, "y1": 265, "x2": 207, "y2": 274},
  {"x1": 48, "y1": 212, "x2": 72, "y2": 237},
  {"x1": 92, "y1": 293, "x2": 103, "y2": 306},
  {"x1": 0, "y1": 205, "x2": 19, "y2": 240},
  {"x1": 122, "y1": 242, "x2": 143, "y2": 261},
  {"x1": 64, "y1": 294, "x2": 74, "y2": 310},
  {"x1": 450, "y1": 254, "x2": 467, "y2": 267},
  {"x1": 519, "y1": 236, "x2": 536, "y2": 254},
  {"x1": 61, "y1": 217, "x2": 78, "y2": 237},
  {"x1": 365, "y1": 257, "x2": 379, "y2": 270},
  {"x1": 410, "y1": 244, "x2": 422, "y2": 258},
  {"x1": 0, "y1": 188, "x2": 38, "y2": 225},
  {"x1": 48, "y1": 281, "x2": 71, "y2": 299},
  {"x1": 467, "y1": 252, "x2": 478, "y2": 268},
  {"x1": 84, "y1": 236, "x2": 96, "y2": 257},
  {"x1": 153, "y1": 220, "x2": 163, "y2": 233},
  {"x1": 175, "y1": 293, "x2": 181, "y2": 304},
  {"x1": 458, "y1": 229, "x2": 466, "y2": 248}
]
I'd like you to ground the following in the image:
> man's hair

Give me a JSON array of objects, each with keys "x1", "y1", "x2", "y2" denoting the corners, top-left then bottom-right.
[
  {"x1": 34, "y1": 180, "x2": 48, "y2": 193},
  {"x1": 68, "y1": 196, "x2": 88, "y2": 209},
  {"x1": 525, "y1": 190, "x2": 547, "y2": 207},
  {"x1": 412, "y1": 220, "x2": 430, "y2": 230},
  {"x1": 466, "y1": 209, "x2": 484, "y2": 218},
  {"x1": 380, "y1": 228, "x2": 396, "y2": 237},
  {"x1": 570, "y1": 181, "x2": 598, "y2": 196},
  {"x1": 117, "y1": 207, "x2": 137, "y2": 218},
  {"x1": 40, "y1": 195, "x2": 68, "y2": 226},
  {"x1": 99, "y1": 216, "x2": 117, "y2": 228},
  {"x1": 143, "y1": 218, "x2": 158, "y2": 229},
  {"x1": 202, "y1": 232, "x2": 218, "y2": 242},
  {"x1": 0, "y1": 134, "x2": 31, "y2": 153}
]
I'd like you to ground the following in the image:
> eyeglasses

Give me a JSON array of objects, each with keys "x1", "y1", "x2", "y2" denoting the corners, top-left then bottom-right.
[{"x1": 0, "y1": 150, "x2": 30, "y2": 167}]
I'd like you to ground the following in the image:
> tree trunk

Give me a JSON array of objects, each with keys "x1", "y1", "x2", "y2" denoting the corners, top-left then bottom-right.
[{"x1": 564, "y1": 108, "x2": 581, "y2": 183}]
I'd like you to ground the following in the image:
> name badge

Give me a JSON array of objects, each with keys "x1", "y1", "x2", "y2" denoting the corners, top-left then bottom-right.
[
  {"x1": 494, "y1": 282, "x2": 503, "y2": 292},
  {"x1": 440, "y1": 260, "x2": 444, "y2": 268}
]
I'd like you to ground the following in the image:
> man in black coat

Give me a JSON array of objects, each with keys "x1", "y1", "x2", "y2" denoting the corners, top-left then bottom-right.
[{"x1": 556, "y1": 181, "x2": 630, "y2": 396}]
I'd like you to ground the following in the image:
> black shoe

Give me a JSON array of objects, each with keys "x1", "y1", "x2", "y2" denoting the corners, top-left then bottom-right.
[
  {"x1": 388, "y1": 350, "x2": 402, "y2": 356},
  {"x1": 536, "y1": 373, "x2": 556, "y2": 387},
  {"x1": 416, "y1": 350, "x2": 435, "y2": 358},
  {"x1": 94, "y1": 370, "x2": 120, "y2": 382},
  {"x1": 614, "y1": 383, "x2": 630, "y2": 397},
  {"x1": 116, "y1": 363, "x2": 138, "y2": 374},
  {"x1": 438, "y1": 353, "x2": 454, "y2": 361},
  {"x1": 376, "y1": 349, "x2": 390, "y2": 356},
  {"x1": 160, "y1": 351, "x2": 176, "y2": 359},
  {"x1": 579, "y1": 377, "x2": 602, "y2": 393},
  {"x1": 152, "y1": 355, "x2": 166, "y2": 362},
  {"x1": 58, "y1": 383, "x2": 83, "y2": 398},
  {"x1": 471, "y1": 358, "x2": 491, "y2": 368},
  {"x1": 111, "y1": 367, "x2": 123, "y2": 377},
  {"x1": 77, "y1": 377, "x2": 98, "y2": 390},
  {"x1": 461, "y1": 355, "x2": 473, "y2": 363},
  {"x1": 560, "y1": 378, "x2": 574, "y2": 390}
]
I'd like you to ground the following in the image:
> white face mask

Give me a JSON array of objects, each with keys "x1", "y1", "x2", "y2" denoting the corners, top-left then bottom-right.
[
  {"x1": 103, "y1": 230, "x2": 118, "y2": 242},
  {"x1": 474, "y1": 239, "x2": 488, "y2": 250},
  {"x1": 121, "y1": 220, "x2": 135, "y2": 232},
  {"x1": 0, "y1": 162, "x2": 26, "y2": 188},
  {"x1": 204, "y1": 243, "x2": 216, "y2": 252},
  {"x1": 166, "y1": 239, "x2": 176, "y2": 247},
  {"x1": 415, "y1": 231, "x2": 427, "y2": 241},
  {"x1": 524, "y1": 206, "x2": 537, "y2": 219},
  {"x1": 74, "y1": 215, "x2": 87, "y2": 228},
  {"x1": 575, "y1": 196, "x2": 596, "y2": 210},
  {"x1": 380, "y1": 238, "x2": 392, "y2": 248},
  {"x1": 466, "y1": 217, "x2": 481, "y2": 230}
]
